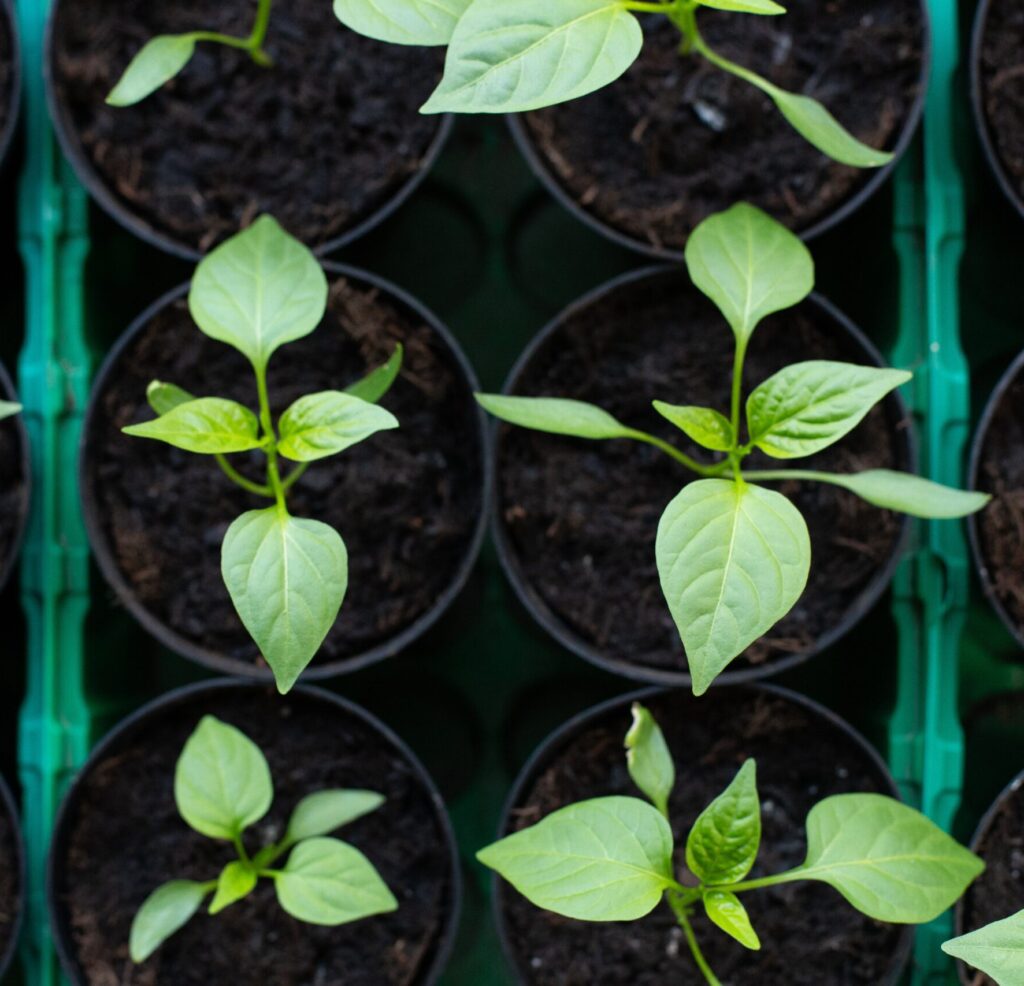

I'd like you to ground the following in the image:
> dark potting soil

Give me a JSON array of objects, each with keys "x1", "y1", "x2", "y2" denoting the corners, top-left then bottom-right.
[
  {"x1": 0, "y1": 2, "x2": 13, "y2": 148},
  {"x1": 0, "y1": 791, "x2": 20, "y2": 971},
  {"x1": 55, "y1": 687, "x2": 454, "y2": 985},
  {"x1": 523, "y1": 0, "x2": 924, "y2": 253},
  {"x1": 501, "y1": 688, "x2": 906, "y2": 985},
  {"x1": 498, "y1": 272, "x2": 907, "y2": 677},
  {"x1": 978, "y1": 0, "x2": 1024, "y2": 206},
  {"x1": 84, "y1": 275, "x2": 483, "y2": 671},
  {"x1": 50, "y1": 0, "x2": 444, "y2": 254}
]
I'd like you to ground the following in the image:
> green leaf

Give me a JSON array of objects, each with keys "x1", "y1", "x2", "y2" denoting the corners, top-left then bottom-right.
[
  {"x1": 123, "y1": 397, "x2": 264, "y2": 454},
  {"x1": 146, "y1": 380, "x2": 196, "y2": 416},
  {"x1": 345, "y1": 344, "x2": 404, "y2": 404},
  {"x1": 189, "y1": 215, "x2": 328, "y2": 373},
  {"x1": 130, "y1": 880, "x2": 209, "y2": 963},
  {"x1": 107, "y1": 35, "x2": 197, "y2": 107},
  {"x1": 816, "y1": 470, "x2": 991, "y2": 519},
  {"x1": 699, "y1": 0, "x2": 784, "y2": 11},
  {"x1": 275, "y1": 837, "x2": 398, "y2": 925},
  {"x1": 943, "y1": 911, "x2": 1024, "y2": 986},
  {"x1": 421, "y1": 0, "x2": 642, "y2": 114},
  {"x1": 684, "y1": 203, "x2": 814, "y2": 345},
  {"x1": 686, "y1": 760, "x2": 760, "y2": 885},
  {"x1": 653, "y1": 402, "x2": 734, "y2": 453},
  {"x1": 476, "y1": 796, "x2": 676, "y2": 921},
  {"x1": 656, "y1": 479, "x2": 810, "y2": 695},
  {"x1": 222, "y1": 508, "x2": 348, "y2": 694},
  {"x1": 475, "y1": 394, "x2": 635, "y2": 440},
  {"x1": 286, "y1": 790, "x2": 386, "y2": 844},
  {"x1": 746, "y1": 361, "x2": 911, "y2": 459},
  {"x1": 209, "y1": 861, "x2": 258, "y2": 915},
  {"x1": 624, "y1": 703, "x2": 675, "y2": 817},
  {"x1": 703, "y1": 890, "x2": 761, "y2": 950},
  {"x1": 0, "y1": 400, "x2": 21, "y2": 421},
  {"x1": 277, "y1": 391, "x2": 399, "y2": 463},
  {"x1": 796, "y1": 794, "x2": 984, "y2": 923},
  {"x1": 334, "y1": 0, "x2": 471, "y2": 45},
  {"x1": 174, "y1": 715, "x2": 274, "y2": 840}
]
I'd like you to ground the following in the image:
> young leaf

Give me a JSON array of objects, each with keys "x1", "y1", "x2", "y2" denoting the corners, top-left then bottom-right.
[
  {"x1": 943, "y1": 911, "x2": 1024, "y2": 985},
  {"x1": 476, "y1": 394, "x2": 636, "y2": 441},
  {"x1": 286, "y1": 790, "x2": 386, "y2": 844},
  {"x1": 477, "y1": 796, "x2": 676, "y2": 921},
  {"x1": 334, "y1": 0, "x2": 471, "y2": 45},
  {"x1": 0, "y1": 400, "x2": 21, "y2": 421},
  {"x1": 222, "y1": 508, "x2": 348, "y2": 694},
  {"x1": 656, "y1": 479, "x2": 810, "y2": 695},
  {"x1": 703, "y1": 890, "x2": 761, "y2": 950},
  {"x1": 147, "y1": 380, "x2": 196, "y2": 416},
  {"x1": 684, "y1": 204, "x2": 814, "y2": 345},
  {"x1": 277, "y1": 392, "x2": 399, "y2": 462},
  {"x1": 813, "y1": 470, "x2": 991, "y2": 519},
  {"x1": 624, "y1": 703, "x2": 675, "y2": 817},
  {"x1": 344, "y1": 344, "x2": 404, "y2": 404},
  {"x1": 209, "y1": 861, "x2": 258, "y2": 915},
  {"x1": 421, "y1": 0, "x2": 643, "y2": 115},
  {"x1": 686, "y1": 760, "x2": 760, "y2": 885},
  {"x1": 795, "y1": 794, "x2": 984, "y2": 923},
  {"x1": 107, "y1": 35, "x2": 197, "y2": 107},
  {"x1": 275, "y1": 837, "x2": 398, "y2": 925},
  {"x1": 130, "y1": 880, "x2": 210, "y2": 963},
  {"x1": 698, "y1": 0, "x2": 784, "y2": 11},
  {"x1": 746, "y1": 361, "x2": 911, "y2": 459},
  {"x1": 123, "y1": 397, "x2": 264, "y2": 455},
  {"x1": 175, "y1": 716, "x2": 274, "y2": 840},
  {"x1": 189, "y1": 216, "x2": 328, "y2": 374},
  {"x1": 653, "y1": 402, "x2": 734, "y2": 453}
]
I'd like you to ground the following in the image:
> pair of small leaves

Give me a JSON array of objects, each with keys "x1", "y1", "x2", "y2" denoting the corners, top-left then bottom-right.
[{"x1": 943, "y1": 910, "x2": 1024, "y2": 986}]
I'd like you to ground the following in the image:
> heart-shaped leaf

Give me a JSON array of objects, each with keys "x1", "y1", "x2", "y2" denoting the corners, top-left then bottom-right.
[
  {"x1": 654, "y1": 402, "x2": 734, "y2": 453},
  {"x1": 123, "y1": 397, "x2": 264, "y2": 454},
  {"x1": 334, "y1": 0, "x2": 471, "y2": 45},
  {"x1": 278, "y1": 391, "x2": 398, "y2": 462},
  {"x1": 146, "y1": 380, "x2": 196, "y2": 415},
  {"x1": 286, "y1": 790, "x2": 386, "y2": 844},
  {"x1": 625, "y1": 703, "x2": 675, "y2": 817},
  {"x1": 107, "y1": 35, "x2": 197, "y2": 107},
  {"x1": 129, "y1": 880, "x2": 210, "y2": 963},
  {"x1": 686, "y1": 760, "x2": 760, "y2": 885},
  {"x1": 943, "y1": 911, "x2": 1024, "y2": 985},
  {"x1": 703, "y1": 890, "x2": 761, "y2": 950}
]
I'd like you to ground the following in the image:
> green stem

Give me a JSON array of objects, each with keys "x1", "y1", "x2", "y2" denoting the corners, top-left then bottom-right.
[
  {"x1": 668, "y1": 893, "x2": 722, "y2": 986},
  {"x1": 215, "y1": 454, "x2": 274, "y2": 498},
  {"x1": 715, "y1": 869, "x2": 803, "y2": 895},
  {"x1": 623, "y1": 0, "x2": 677, "y2": 10},
  {"x1": 281, "y1": 462, "x2": 309, "y2": 494},
  {"x1": 191, "y1": 0, "x2": 274, "y2": 66},
  {"x1": 255, "y1": 365, "x2": 288, "y2": 515},
  {"x1": 232, "y1": 833, "x2": 252, "y2": 867},
  {"x1": 626, "y1": 429, "x2": 730, "y2": 478},
  {"x1": 741, "y1": 469, "x2": 837, "y2": 485}
]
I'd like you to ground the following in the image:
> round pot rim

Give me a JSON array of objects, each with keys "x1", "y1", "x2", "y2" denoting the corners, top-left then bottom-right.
[
  {"x1": 46, "y1": 676, "x2": 463, "y2": 986},
  {"x1": 505, "y1": 0, "x2": 932, "y2": 262},
  {"x1": 489, "y1": 681, "x2": 914, "y2": 985},
  {"x1": 0, "y1": 360, "x2": 32, "y2": 597},
  {"x1": 490, "y1": 263, "x2": 915, "y2": 688},
  {"x1": 79, "y1": 260, "x2": 491, "y2": 683},
  {"x1": 0, "y1": 0, "x2": 22, "y2": 174},
  {"x1": 0, "y1": 771, "x2": 25, "y2": 982},
  {"x1": 42, "y1": 5, "x2": 454, "y2": 262}
]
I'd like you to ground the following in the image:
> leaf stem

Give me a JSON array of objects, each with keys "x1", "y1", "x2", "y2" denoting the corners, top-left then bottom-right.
[
  {"x1": 232, "y1": 833, "x2": 252, "y2": 867},
  {"x1": 191, "y1": 0, "x2": 274, "y2": 66},
  {"x1": 714, "y1": 869, "x2": 803, "y2": 895},
  {"x1": 741, "y1": 469, "x2": 836, "y2": 484},
  {"x1": 668, "y1": 893, "x2": 722, "y2": 986},
  {"x1": 255, "y1": 365, "x2": 288, "y2": 515},
  {"x1": 626, "y1": 429, "x2": 730, "y2": 478},
  {"x1": 215, "y1": 454, "x2": 274, "y2": 498},
  {"x1": 281, "y1": 462, "x2": 309, "y2": 494}
]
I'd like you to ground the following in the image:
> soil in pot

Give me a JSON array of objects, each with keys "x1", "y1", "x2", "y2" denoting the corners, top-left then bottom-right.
[
  {"x1": 83, "y1": 273, "x2": 484, "y2": 674},
  {"x1": 521, "y1": 0, "x2": 924, "y2": 254},
  {"x1": 500, "y1": 687, "x2": 907, "y2": 985},
  {"x1": 0, "y1": 1, "x2": 14, "y2": 151},
  {"x1": 0, "y1": 782, "x2": 21, "y2": 975},
  {"x1": 498, "y1": 270, "x2": 908, "y2": 680},
  {"x1": 0, "y1": 369, "x2": 28, "y2": 590},
  {"x1": 52, "y1": 686, "x2": 456, "y2": 986},
  {"x1": 49, "y1": 0, "x2": 445, "y2": 254}
]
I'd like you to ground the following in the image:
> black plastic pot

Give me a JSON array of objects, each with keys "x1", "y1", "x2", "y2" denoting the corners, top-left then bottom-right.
[
  {"x1": 0, "y1": 772, "x2": 24, "y2": 981},
  {"x1": 0, "y1": 0, "x2": 21, "y2": 173},
  {"x1": 80, "y1": 262, "x2": 489, "y2": 683},
  {"x1": 491, "y1": 683, "x2": 914, "y2": 985},
  {"x1": 47, "y1": 678, "x2": 462, "y2": 985},
  {"x1": 491, "y1": 265, "x2": 913, "y2": 689},
  {"x1": 0, "y1": 362, "x2": 30, "y2": 595}
]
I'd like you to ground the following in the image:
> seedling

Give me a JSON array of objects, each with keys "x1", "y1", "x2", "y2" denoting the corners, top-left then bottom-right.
[
  {"x1": 477, "y1": 202, "x2": 990, "y2": 694},
  {"x1": 480, "y1": 703, "x2": 983, "y2": 985},
  {"x1": 123, "y1": 215, "x2": 401, "y2": 692},
  {"x1": 944, "y1": 911, "x2": 1024, "y2": 985},
  {"x1": 130, "y1": 715, "x2": 396, "y2": 962}
]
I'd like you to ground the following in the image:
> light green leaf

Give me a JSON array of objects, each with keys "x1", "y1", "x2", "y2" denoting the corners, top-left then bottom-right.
[
  {"x1": 795, "y1": 794, "x2": 984, "y2": 923},
  {"x1": 699, "y1": 0, "x2": 784, "y2": 11},
  {"x1": 654, "y1": 402, "x2": 734, "y2": 453},
  {"x1": 477, "y1": 796, "x2": 676, "y2": 921},
  {"x1": 814, "y1": 470, "x2": 991, "y2": 519},
  {"x1": 107, "y1": 35, "x2": 197, "y2": 107},
  {"x1": 686, "y1": 760, "x2": 760, "y2": 885},
  {"x1": 123, "y1": 397, "x2": 264, "y2": 454},
  {"x1": 146, "y1": 380, "x2": 196, "y2": 416},
  {"x1": 222, "y1": 508, "x2": 348, "y2": 694},
  {"x1": 129, "y1": 880, "x2": 209, "y2": 963},
  {"x1": 684, "y1": 203, "x2": 814, "y2": 345},
  {"x1": 703, "y1": 890, "x2": 761, "y2": 950},
  {"x1": 334, "y1": 0, "x2": 471, "y2": 45},
  {"x1": 189, "y1": 215, "x2": 328, "y2": 373},
  {"x1": 0, "y1": 400, "x2": 21, "y2": 421},
  {"x1": 275, "y1": 837, "x2": 397, "y2": 925},
  {"x1": 174, "y1": 715, "x2": 274, "y2": 840},
  {"x1": 209, "y1": 861, "x2": 258, "y2": 915},
  {"x1": 746, "y1": 361, "x2": 911, "y2": 459},
  {"x1": 421, "y1": 0, "x2": 642, "y2": 114},
  {"x1": 277, "y1": 391, "x2": 398, "y2": 463},
  {"x1": 943, "y1": 911, "x2": 1024, "y2": 986},
  {"x1": 656, "y1": 479, "x2": 810, "y2": 695},
  {"x1": 345, "y1": 344, "x2": 404, "y2": 404},
  {"x1": 476, "y1": 393, "x2": 636, "y2": 440},
  {"x1": 286, "y1": 790, "x2": 386, "y2": 844},
  {"x1": 625, "y1": 703, "x2": 675, "y2": 817}
]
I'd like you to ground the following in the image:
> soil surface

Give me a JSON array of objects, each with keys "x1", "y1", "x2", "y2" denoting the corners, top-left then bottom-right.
[
  {"x1": 84, "y1": 275, "x2": 483, "y2": 672},
  {"x1": 54, "y1": 687, "x2": 455, "y2": 986},
  {"x1": 500, "y1": 688, "x2": 907, "y2": 984},
  {"x1": 497, "y1": 271, "x2": 908, "y2": 678},
  {"x1": 978, "y1": 0, "x2": 1024, "y2": 207},
  {"x1": 0, "y1": 1, "x2": 14, "y2": 152},
  {"x1": 0, "y1": 370, "x2": 27, "y2": 589},
  {"x1": 523, "y1": 0, "x2": 924, "y2": 253},
  {"x1": 0, "y1": 785, "x2": 20, "y2": 974},
  {"x1": 50, "y1": 0, "x2": 444, "y2": 253}
]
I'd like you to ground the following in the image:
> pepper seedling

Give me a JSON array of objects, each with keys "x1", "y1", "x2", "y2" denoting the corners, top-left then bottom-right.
[
  {"x1": 123, "y1": 214, "x2": 401, "y2": 693},
  {"x1": 477, "y1": 202, "x2": 990, "y2": 695},
  {"x1": 480, "y1": 703, "x2": 984, "y2": 985},
  {"x1": 943, "y1": 911, "x2": 1024, "y2": 985},
  {"x1": 130, "y1": 715, "x2": 396, "y2": 962}
]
